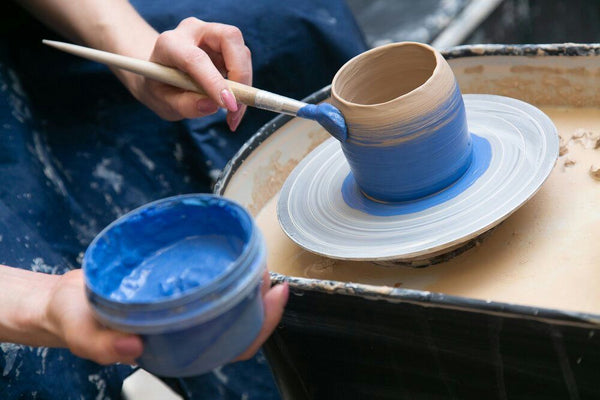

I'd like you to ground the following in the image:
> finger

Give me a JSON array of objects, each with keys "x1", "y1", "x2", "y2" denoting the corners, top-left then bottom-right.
[
  {"x1": 112, "y1": 334, "x2": 144, "y2": 363},
  {"x1": 68, "y1": 325, "x2": 143, "y2": 366},
  {"x1": 154, "y1": 84, "x2": 219, "y2": 120},
  {"x1": 199, "y1": 23, "x2": 253, "y2": 87},
  {"x1": 178, "y1": 19, "x2": 246, "y2": 111},
  {"x1": 200, "y1": 24, "x2": 252, "y2": 130},
  {"x1": 203, "y1": 49, "x2": 226, "y2": 75},
  {"x1": 260, "y1": 270, "x2": 270, "y2": 298},
  {"x1": 154, "y1": 25, "x2": 238, "y2": 112},
  {"x1": 195, "y1": 98, "x2": 220, "y2": 117},
  {"x1": 234, "y1": 282, "x2": 289, "y2": 361}
]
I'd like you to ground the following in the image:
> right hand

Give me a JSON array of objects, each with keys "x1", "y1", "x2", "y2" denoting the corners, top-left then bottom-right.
[{"x1": 129, "y1": 17, "x2": 253, "y2": 131}]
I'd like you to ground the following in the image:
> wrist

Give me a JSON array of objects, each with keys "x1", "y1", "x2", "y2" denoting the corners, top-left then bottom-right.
[
  {"x1": 95, "y1": 14, "x2": 158, "y2": 100},
  {"x1": 78, "y1": 2, "x2": 159, "y2": 96},
  {"x1": 0, "y1": 266, "x2": 63, "y2": 347}
]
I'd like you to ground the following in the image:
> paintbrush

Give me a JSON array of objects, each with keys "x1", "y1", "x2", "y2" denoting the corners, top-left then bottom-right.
[{"x1": 42, "y1": 39, "x2": 347, "y2": 142}]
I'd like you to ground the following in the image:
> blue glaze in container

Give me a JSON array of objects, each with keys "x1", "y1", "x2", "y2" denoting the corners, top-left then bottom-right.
[{"x1": 83, "y1": 194, "x2": 266, "y2": 377}]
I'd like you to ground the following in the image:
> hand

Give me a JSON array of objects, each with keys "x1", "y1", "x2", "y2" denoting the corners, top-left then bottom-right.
[
  {"x1": 44, "y1": 269, "x2": 144, "y2": 365},
  {"x1": 1, "y1": 265, "x2": 286, "y2": 367},
  {"x1": 21, "y1": 2, "x2": 250, "y2": 128},
  {"x1": 46, "y1": 269, "x2": 287, "y2": 365},
  {"x1": 130, "y1": 17, "x2": 252, "y2": 131},
  {"x1": 235, "y1": 271, "x2": 289, "y2": 361}
]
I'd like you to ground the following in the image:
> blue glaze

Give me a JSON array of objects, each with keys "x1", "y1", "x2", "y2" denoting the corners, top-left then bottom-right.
[
  {"x1": 85, "y1": 195, "x2": 252, "y2": 303},
  {"x1": 83, "y1": 194, "x2": 266, "y2": 377},
  {"x1": 297, "y1": 103, "x2": 348, "y2": 142},
  {"x1": 109, "y1": 235, "x2": 243, "y2": 302},
  {"x1": 342, "y1": 134, "x2": 492, "y2": 216},
  {"x1": 341, "y1": 83, "x2": 471, "y2": 202}
]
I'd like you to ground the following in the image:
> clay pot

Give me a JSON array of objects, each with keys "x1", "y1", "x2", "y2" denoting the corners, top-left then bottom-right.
[{"x1": 331, "y1": 42, "x2": 471, "y2": 202}]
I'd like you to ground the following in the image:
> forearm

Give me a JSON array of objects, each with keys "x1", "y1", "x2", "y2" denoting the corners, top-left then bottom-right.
[
  {"x1": 0, "y1": 265, "x2": 60, "y2": 347},
  {"x1": 18, "y1": 0, "x2": 159, "y2": 89}
]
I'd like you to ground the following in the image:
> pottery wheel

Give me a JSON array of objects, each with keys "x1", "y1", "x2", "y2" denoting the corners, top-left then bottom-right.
[{"x1": 277, "y1": 94, "x2": 558, "y2": 262}]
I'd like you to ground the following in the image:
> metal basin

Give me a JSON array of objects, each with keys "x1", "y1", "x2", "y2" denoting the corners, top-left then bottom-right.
[{"x1": 215, "y1": 44, "x2": 600, "y2": 400}]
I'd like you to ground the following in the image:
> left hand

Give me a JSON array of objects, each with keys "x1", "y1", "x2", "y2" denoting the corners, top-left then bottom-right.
[{"x1": 44, "y1": 269, "x2": 144, "y2": 365}]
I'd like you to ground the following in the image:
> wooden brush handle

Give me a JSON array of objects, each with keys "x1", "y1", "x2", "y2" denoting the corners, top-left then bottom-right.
[{"x1": 43, "y1": 40, "x2": 305, "y2": 115}]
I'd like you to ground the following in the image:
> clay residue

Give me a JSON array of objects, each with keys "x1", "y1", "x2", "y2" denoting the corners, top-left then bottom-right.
[
  {"x1": 464, "y1": 65, "x2": 484, "y2": 74},
  {"x1": 255, "y1": 107, "x2": 600, "y2": 314},
  {"x1": 248, "y1": 130, "x2": 327, "y2": 215},
  {"x1": 589, "y1": 165, "x2": 600, "y2": 180},
  {"x1": 510, "y1": 65, "x2": 590, "y2": 76},
  {"x1": 248, "y1": 150, "x2": 298, "y2": 216},
  {"x1": 558, "y1": 127, "x2": 600, "y2": 176},
  {"x1": 569, "y1": 128, "x2": 600, "y2": 149},
  {"x1": 559, "y1": 136, "x2": 569, "y2": 156},
  {"x1": 451, "y1": 57, "x2": 600, "y2": 107},
  {"x1": 461, "y1": 75, "x2": 590, "y2": 107},
  {"x1": 562, "y1": 158, "x2": 576, "y2": 169}
]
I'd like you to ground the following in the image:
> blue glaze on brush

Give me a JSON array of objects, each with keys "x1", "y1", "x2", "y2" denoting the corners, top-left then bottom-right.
[
  {"x1": 297, "y1": 103, "x2": 348, "y2": 142},
  {"x1": 342, "y1": 134, "x2": 491, "y2": 216},
  {"x1": 83, "y1": 194, "x2": 266, "y2": 377},
  {"x1": 341, "y1": 83, "x2": 471, "y2": 202}
]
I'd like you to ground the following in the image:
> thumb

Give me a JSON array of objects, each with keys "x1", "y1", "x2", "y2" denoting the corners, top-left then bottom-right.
[
  {"x1": 235, "y1": 282, "x2": 289, "y2": 361},
  {"x1": 68, "y1": 328, "x2": 143, "y2": 366}
]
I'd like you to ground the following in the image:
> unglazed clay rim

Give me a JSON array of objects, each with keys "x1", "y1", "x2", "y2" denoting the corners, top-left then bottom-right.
[
  {"x1": 331, "y1": 42, "x2": 442, "y2": 109},
  {"x1": 215, "y1": 44, "x2": 600, "y2": 326},
  {"x1": 277, "y1": 94, "x2": 558, "y2": 261}
]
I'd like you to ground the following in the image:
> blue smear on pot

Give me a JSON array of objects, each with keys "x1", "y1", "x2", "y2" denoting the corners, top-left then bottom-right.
[
  {"x1": 341, "y1": 134, "x2": 492, "y2": 216},
  {"x1": 85, "y1": 195, "x2": 251, "y2": 303},
  {"x1": 340, "y1": 84, "x2": 472, "y2": 202},
  {"x1": 297, "y1": 103, "x2": 348, "y2": 142}
]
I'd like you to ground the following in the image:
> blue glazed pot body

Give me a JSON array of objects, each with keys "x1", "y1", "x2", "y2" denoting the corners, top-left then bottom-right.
[{"x1": 332, "y1": 42, "x2": 473, "y2": 202}]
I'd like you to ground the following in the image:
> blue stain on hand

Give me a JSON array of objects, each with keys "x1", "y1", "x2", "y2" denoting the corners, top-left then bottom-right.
[{"x1": 297, "y1": 103, "x2": 348, "y2": 142}]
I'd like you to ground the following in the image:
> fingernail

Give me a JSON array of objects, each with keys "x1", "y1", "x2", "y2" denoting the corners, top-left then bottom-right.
[
  {"x1": 197, "y1": 99, "x2": 218, "y2": 115},
  {"x1": 114, "y1": 335, "x2": 142, "y2": 357},
  {"x1": 227, "y1": 106, "x2": 245, "y2": 131},
  {"x1": 220, "y1": 89, "x2": 238, "y2": 112}
]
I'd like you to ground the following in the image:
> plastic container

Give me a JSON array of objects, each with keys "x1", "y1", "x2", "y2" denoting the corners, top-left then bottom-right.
[{"x1": 83, "y1": 194, "x2": 266, "y2": 377}]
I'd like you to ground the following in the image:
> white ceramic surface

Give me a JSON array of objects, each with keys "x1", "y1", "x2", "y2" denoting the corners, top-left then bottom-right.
[{"x1": 277, "y1": 94, "x2": 558, "y2": 261}]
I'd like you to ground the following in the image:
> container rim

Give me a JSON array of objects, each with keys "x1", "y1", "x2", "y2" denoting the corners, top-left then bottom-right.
[
  {"x1": 331, "y1": 42, "x2": 441, "y2": 109},
  {"x1": 214, "y1": 43, "x2": 600, "y2": 329}
]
